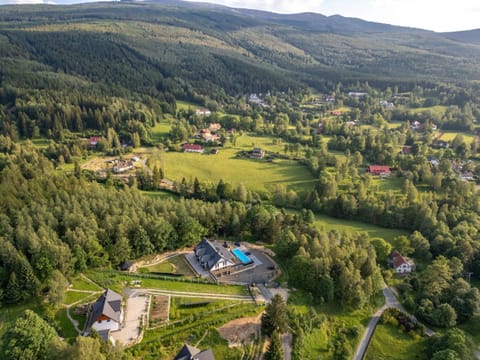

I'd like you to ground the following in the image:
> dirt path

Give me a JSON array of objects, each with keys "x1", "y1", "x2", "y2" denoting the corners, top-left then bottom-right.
[{"x1": 66, "y1": 307, "x2": 82, "y2": 334}]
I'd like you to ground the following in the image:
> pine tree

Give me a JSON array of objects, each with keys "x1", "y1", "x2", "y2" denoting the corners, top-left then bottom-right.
[{"x1": 264, "y1": 330, "x2": 283, "y2": 360}]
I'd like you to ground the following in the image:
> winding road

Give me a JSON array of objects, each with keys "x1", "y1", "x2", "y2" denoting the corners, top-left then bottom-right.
[{"x1": 352, "y1": 282, "x2": 434, "y2": 360}]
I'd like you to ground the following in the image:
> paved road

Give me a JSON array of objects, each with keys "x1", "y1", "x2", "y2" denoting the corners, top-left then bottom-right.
[
  {"x1": 281, "y1": 333, "x2": 292, "y2": 360},
  {"x1": 353, "y1": 282, "x2": 434, "y2": 360}
]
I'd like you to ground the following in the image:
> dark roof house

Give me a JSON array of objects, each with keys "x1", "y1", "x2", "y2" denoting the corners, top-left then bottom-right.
[
  {"x1": 194, "y1": 238, "x2": 236, "y2": 272},
  {"x1": 84, "y1": 289, "x2": 123, "y2": 335},
  {"x1": 174, "y1": 344, "x2": 215, "y2": 360}
]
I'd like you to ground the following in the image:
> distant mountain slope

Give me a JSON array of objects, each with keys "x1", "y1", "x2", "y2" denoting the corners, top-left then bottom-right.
[
  {"x1": 0, "y1": 0, "x2": 480, "y2": 102},
  {"x1": 443, "y1": 29, "x2": 480, "y2": 45}
]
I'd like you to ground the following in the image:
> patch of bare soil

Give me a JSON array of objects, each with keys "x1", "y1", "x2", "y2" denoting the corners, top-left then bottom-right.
[
  {"x1": 150, "y1": 295, "x2": 170, "y2": 326},
  {"x1": 218, "y1": 313, "x2": 262, "y2": 346}
]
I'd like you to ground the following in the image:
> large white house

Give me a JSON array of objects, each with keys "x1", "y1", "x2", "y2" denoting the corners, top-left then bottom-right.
[
  {"x1": 84, "y1": 289, "x2": 123, "y2": 337},
  {"x1": 194, "y1": 239, "x2": 236, "y2": 276}
]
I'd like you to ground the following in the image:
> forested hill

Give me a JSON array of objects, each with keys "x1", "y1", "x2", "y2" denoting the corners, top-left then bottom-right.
[
  {"x1": 1, "y1": 0, "x2": 480, "y2": 102},
  {"x1": 443, "y1": 29, "x2": 480, "y2": 45}
]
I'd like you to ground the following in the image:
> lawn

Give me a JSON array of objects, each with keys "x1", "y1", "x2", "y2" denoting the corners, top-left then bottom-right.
[
  {"x1": 365, "y1": 323, "x2": 427, "y2": 360},
  {"x1": 371, "y1": 176, "x2": 404, "y2": 193},
  {"x1": 151, "y1": 121, "x2": 172, "y2": 143},
  {"x1": 313, "y1": 213, "x2": 408, "y2": 244},
  {"x1": 70, "y1": 276, "x2": 103, "y2": 291},
  {"x1": 177, "y1": 100, "x2": 200, "y2": 112},
  {"x1": 55, "y1": 309, "x2": 78, "y2": 340},
  {"x1": 137, "y1": 255, "x2": 196, "y2": 277},
  {"x1": 234, "y1": 134, "x2": 288, "y2": 154},
  {"x1": 140, "y1": 261, "x2": 176, "y2": 273},
  {"x1": 64, "y1": 290, "x2": 96, "y2": 306},
  {"x1": 85, "y1": 270, "x2": 248, "y2": 296},
  {"x1": 288, "y1": 290, "x2": 384, "y2": 359},
  {"x1": 155, "y1": 146, "x2": 316, "y2": 195},
  {"x1": 438, "y1": 131, "x2": 477, "y2": 143},
  {"x1": 408, "y1": 105, "x2": 447, "y2": 116}
]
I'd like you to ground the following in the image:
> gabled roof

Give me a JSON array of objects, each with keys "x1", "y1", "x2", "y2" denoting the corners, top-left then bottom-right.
[
  {"x1": 393, "y1": 255, "x2": 409, "y2": 268},
  {"x1": 119, "y1": 260, "x2": 133, "y2": 271},
  {"x1": 174, "y1": 344, "x2": 215, "y2": 360},
  {"x1": 85, "y1": 289, "x2": 123, "y2": 329},
  {"x1": 369, "y1": 165, "x2": 391, "y2": 173},
  {"x1": 183, "y1": 143, "x2": 203, "y2": 151},
  {"x1": 194, "y1": 238, "x2": 235, "y2": 270},
  {"x1": 175, "y1": 344, "x2": 200, "y2": 360}
]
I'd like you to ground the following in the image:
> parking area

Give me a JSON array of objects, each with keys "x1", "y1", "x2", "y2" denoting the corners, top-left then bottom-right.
[
  {"x1": 219, "y1": 247, "x2": 278, "y2": 285},
  {"x1": 111, "y1": 292, "x2": 149, "y2": 345}
]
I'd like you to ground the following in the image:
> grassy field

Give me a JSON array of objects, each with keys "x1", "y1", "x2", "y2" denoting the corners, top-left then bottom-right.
[
  {"x1": 313, "y1": 213, "x2": 408, "y2": 244},
  {"x1": 371, "y1": 176, "x2": 404, "y2": 193},
  {"x1": 151, "y1": 121, "x2": 173, "y2": 143},
  {"x1": 55, "y1": 309, "x2": 78, "y2": 340},
  {"x1": 156, "y1": 145, "x2": 316, "y2": 195},
  {"x1": 408, "y1": 105, "x2": 447, "y2": 116},
  {"x1": 365, "y1": 323, "x2": 427, "y2": 360},
  {"x1": 70, "y1": 276, "x2": 103, "y2": 291},
  {"x1": 176, "y1": 100, "x2": 201, "y2": 112},
  {"x1": 288, "y1": 290, "x2": 384, "y2": 359},
  {"x1": 438, "y1": 131, "x2": 478, "y2": 142},
  {"x1": 64, "y1": 290, "x2": 96, "y2": 306},
  {"x1": 234, "y1": 134, "x2": 287, "y2": 154},
  {"x1": 140, "y1": 261, "x2": 176, "y2": 273},
  {"x1": 139, "y1": 255, "x2": 196, "y2": 277},
  {"x1": 84, "y1": 270, "x2": 248, "y2": 296}
]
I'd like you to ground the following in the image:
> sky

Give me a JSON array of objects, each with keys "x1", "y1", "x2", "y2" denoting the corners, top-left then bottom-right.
[{"x1": 0, "y1": 0, "x2": 478, "y2": 32}]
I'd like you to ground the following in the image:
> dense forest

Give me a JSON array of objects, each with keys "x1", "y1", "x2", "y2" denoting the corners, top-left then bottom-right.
[{"x1": 1, "y1": 2, "x2": 480, "y2": 360}]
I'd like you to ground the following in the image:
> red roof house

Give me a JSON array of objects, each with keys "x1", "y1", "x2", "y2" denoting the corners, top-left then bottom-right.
[
  {"x1": 368, "y1": 165, "x2": 391, "y2": 175},
  {"x1": 89, "y1": 136, "x2": 102, "y2": 146},
  {"x1": 388, "y1": 250, "x2": 415, "y2": 274},
  {"x1": 183, "y1": 143, "x2": 204, "y2": 153}
]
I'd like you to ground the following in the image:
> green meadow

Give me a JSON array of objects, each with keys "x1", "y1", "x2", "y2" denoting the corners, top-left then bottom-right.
[
  {"x1": 313, "y1": 213, "x2": 408, "y2": 244},
  {"x1": 156, "y1": 146, "x2": 316, "y2": 195},
  {"x1": 176, "y1": 100, "x2": 200, "y2": 112},
  {"x1": 438, "y1": 131, "x2": 478, "y2": 142},
  {"x1": 234, "y1": 134, "x2": 288, "y2": 154},
  {"x1": 151, "y1": 121, "x2": 173, "y2": 143},
  {"x1": 408, "y1": 105, "x2": 447, "y2": 116},
  {"x1": 365, "y1": 323, "x2": 427, "y2": 360}
]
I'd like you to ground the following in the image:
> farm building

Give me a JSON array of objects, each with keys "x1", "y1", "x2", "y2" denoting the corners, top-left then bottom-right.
[
  {"x1": 112, "y1": 160, "x2": 135, "y2": 173},
  {"x1": 250, "y1": 147, "x2": 265, "y2": 159},
  {"x1": 368, "y1": 165, "x2": 391, "y2": 176},
  {"x1": 183, "y1": 143, "x2": 204, "y2": 153},
  {"x1": 84, "y1": 289, "x2": 123, "y2": 338},
  {"x1": 348, "y1": 92, "x2": 367, "y2": 99},
  {"x1": 195, "y1": 108, "x2": 212, "y2": 117},
  {"x1": 174, "y1": 344, "x2": 215, "y2": 360},
  {"x1": 89, "y1": 136, "x2": 102, "y2": 147},
  {"x1": 119, "y1": 260, "x2": 135, "y2": 272},
  {"x1": 388, "y1": 250, "x2": 415, "y2": 274}
]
